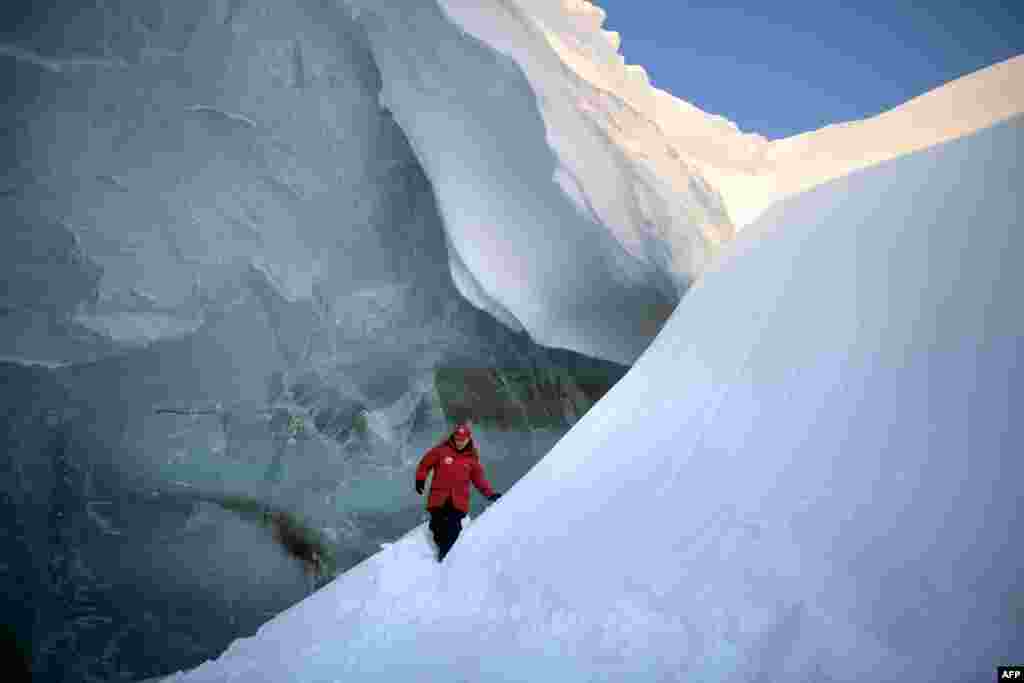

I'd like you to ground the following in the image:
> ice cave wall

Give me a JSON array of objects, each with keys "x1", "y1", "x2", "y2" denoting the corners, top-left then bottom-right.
[
  {"x1": 2, "y1": 0, "x2": 451, "y2": 366},
  {"x1": 0, "y1": 2, "x2": 623, "y2": 680}
]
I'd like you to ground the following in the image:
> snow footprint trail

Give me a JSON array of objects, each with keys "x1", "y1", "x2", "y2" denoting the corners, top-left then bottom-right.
[
  {"x1": 159, "y1": 517, "x2": 472, "y2": 682},
  {"x1": 377, "y1": 516, "x2": 473, "y2": 594}
]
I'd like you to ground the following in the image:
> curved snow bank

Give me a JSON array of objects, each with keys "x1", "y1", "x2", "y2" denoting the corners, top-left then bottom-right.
[
  {"x1": 160, "y1": 113, "x2": 1022, "y2": 682},
  {"x1": 348, "y1": 0, "x2": 737, "y2": 365}
]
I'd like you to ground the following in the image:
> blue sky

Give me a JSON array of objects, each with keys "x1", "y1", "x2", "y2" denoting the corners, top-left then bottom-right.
[{"x1": 595, "y1": 1, "x2": 1023, "y2": 139}]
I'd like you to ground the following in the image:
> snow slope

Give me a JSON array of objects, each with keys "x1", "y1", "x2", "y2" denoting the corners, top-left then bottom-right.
[
  {"x1": 345, "y1": 0, "x2": 1023, "y2": 365},
  {"x1": 157, "y1": 109, "x2": 1023, "y2": 682}
]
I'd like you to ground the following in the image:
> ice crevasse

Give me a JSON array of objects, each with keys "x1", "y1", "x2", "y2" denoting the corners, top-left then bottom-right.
[
  {"x1": 161, "y1": 109, "x2": 1024, "y2": 683},
  {"x1": 152, "y1": 0, "x2": 1024, "y2": 680}
]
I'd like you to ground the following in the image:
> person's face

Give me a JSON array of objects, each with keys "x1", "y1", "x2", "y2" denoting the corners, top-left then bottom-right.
[{"x1": 454, "y1": 434, "x2": 469, "y2": 448}]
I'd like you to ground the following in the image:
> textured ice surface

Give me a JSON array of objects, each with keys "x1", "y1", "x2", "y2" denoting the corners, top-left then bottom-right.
[
  {"x1": 0, "y1": 0, "x2": 447, "y2": 365},
  {"x1": 157, "y1": 113, "x2": 1023, "y2": 683},
  {"x1": 74, "y1": 312, "x2": 203, "y2": 346}
]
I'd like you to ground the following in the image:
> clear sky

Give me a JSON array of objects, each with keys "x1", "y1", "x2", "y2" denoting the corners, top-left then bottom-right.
[{"x1": 595, "y1": 1, "x2": 1023, "y2": 140}]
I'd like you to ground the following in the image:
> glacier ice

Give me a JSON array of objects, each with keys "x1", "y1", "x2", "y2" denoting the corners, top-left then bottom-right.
[
  {"x1": 7, "y1": 0, "x2": 1014, "y2": 371},
  {"x1": 74, "y1": 311, "x2": 203, "y2": 346},
  {"x1": 347, "y1": 0, "x2": 1022, "y2": 366},
  {"x1": 348, "y1": 0, "x2": 735, "y2": 365},
  {"x1": 0, "y1": 0, "x2": 450, "y2": 364},
  {"x1": 159, "y1": 114, "x2": 1024, "y2": 683}
]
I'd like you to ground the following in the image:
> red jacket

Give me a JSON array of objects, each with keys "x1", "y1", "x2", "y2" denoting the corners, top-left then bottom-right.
[{"x1": 415, "y1": 438, "x2": 496, "y2": 512}]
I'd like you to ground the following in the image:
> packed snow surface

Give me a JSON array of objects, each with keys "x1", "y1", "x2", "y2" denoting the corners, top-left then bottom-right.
[{"x1": 157, "y1": 108, "x2": 1023, "y2": 683}]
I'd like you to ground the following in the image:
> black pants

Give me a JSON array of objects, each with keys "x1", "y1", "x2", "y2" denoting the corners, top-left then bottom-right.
[{"x1": 428, "y1": 497, "x2": 466, "y2": 561}]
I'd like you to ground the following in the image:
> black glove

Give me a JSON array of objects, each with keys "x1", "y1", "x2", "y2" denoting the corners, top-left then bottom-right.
[
  {"x1": 488, "y1": 493, "x2": 501, "y2": 502},
  {"x1": 415, "y1": 480, "x2": 424, "y2": 495}
]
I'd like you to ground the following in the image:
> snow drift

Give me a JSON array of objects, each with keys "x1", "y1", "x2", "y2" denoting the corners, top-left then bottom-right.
[{"x1": 158, "y1": 106, "x2": 1023, "y2": 682}]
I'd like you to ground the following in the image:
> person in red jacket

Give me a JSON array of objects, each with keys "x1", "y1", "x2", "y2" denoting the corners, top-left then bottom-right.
[{"x1": 415, "y1": 423, "x2": 501, "y2": 562}]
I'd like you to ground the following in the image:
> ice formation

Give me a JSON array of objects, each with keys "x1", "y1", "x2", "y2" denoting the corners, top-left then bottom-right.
[
  {"x1": 159, "y1": 110, "x2": 1023, "y2": 683},
  {"x1": 344, "y1": 0, "x2": 1024, "y2": 364}
]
